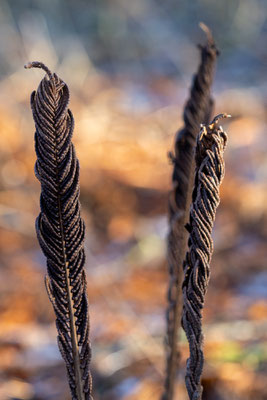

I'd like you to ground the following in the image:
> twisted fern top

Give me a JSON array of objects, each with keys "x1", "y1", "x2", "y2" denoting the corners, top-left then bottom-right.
[
  {"x1": 170, "y1": 26, "x2": 218, "y2": 215},
  {"x1": 182, "y1": 114, "x2": 229, "y2": 400},
  {"x1": 163, "y1": 26, "x2": 218, "y2": 400},
  {"x1": 25, "y1": 61, "x2": 93, "y2": 400}
]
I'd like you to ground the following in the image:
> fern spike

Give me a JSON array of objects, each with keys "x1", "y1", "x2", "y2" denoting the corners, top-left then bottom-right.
[
  {"x1": 25, "y1": 61, "x2": 93, "y2": 400},
  {"x1": 182, "y1": 114, "x2": 229, "y2": 399},
  {"x1": 163, "y1": 25, "x2": 218, "y2": 400}
]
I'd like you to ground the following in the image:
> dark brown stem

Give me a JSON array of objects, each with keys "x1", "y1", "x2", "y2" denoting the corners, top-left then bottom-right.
[
  {"x1": 27, "y1": 62, "x2": 92, "y2": 399},
  {"x1": 162, "y1": 25, "x2": 218, "y2": 400},
  {"x1": 182, "y1": 114, "x2": 228, "y2": 399}
]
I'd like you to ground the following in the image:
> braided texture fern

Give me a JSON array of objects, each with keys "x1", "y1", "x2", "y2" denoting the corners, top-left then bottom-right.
[
  {"x1": 182, "y1": 114, "x2": 229, "y2": 400},
  {"x1": 163, "y1": 26, "x2": 218, "y2": 400},
  {"x1": 25, "y1": 61, "x2": 93, "y2": 400}
]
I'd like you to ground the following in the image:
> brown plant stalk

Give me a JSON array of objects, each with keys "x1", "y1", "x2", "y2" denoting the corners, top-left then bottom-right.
[
  {"x1": 25, "y1": 61, "x2": 93, "y2": 400},
  {"x1": 162, "y1": 25, "x2": 218, "y2": 400},
  {"x1": 182, "y1": 114, "x2": 229, "y2": 399}
]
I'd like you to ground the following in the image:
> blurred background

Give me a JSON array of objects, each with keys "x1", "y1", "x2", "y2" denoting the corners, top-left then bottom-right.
[{"x1": 0, "y1": 0, "x2": 267, "y2": 399}]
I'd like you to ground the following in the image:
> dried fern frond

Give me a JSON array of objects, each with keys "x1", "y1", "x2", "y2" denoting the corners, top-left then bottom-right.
[
  {"x1": 163, "y1": 25, "x2": 218, "y2": 400},
  {"x1": 25, "y1": 61, "x2": 93, "y2": 400},
  {"x1": 182, "y1": 114, "x2": 229, "y2": 400}
]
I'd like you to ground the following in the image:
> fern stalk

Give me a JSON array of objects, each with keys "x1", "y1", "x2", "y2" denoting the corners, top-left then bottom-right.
[
  {"x1": 162, "y1": 25, "x2": 218, "y2": 400},
  {"x1": 182, "y1": 114, "x2": 229, "y2": 399},
  {"x1": 25, "y1": 61, "x2": 93, "y2": 400}
]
